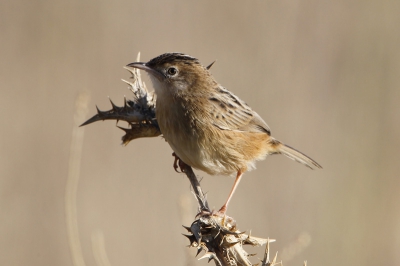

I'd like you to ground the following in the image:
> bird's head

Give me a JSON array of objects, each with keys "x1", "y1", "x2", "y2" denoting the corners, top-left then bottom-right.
[{"x1": 126, "y1": 53, "x2": 214, "y2": 96}]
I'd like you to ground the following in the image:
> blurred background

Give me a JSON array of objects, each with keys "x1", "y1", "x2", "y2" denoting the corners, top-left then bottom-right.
[{"x1": 1, "y1": 0, "x2": 399, "y2": 265}]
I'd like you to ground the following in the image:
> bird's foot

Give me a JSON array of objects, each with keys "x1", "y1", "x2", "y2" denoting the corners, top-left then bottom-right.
[
  {"x1": 195, "y1": 208, "x2": 237, "y2": 230},
  {"x1": 172, "y1": 152, "x2": 187, "y2": 173},
  {"x1": 195, "y1": 206, "x2": 227, "y2": 219},
  {"x1": 211, "y1": 205, "x2": 229, "y2": 218},
  {"x1": 218, "y1": 205, "x2": 227, "y2": 214}
]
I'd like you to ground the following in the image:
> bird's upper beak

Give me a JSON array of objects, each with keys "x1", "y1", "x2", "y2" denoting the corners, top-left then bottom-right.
[{"x1": 126, "y1": 62, "x2": 164, "y2": 80}]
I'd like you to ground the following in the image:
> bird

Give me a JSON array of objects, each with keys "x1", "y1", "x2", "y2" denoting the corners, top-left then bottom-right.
[{"x1": 126, "y1": 53, "x2": 321, "y2": 214}]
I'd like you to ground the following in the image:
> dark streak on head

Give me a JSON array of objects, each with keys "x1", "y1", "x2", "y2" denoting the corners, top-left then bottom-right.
[{"x1": 147, "y1": 53, "x2": 200, "y2": 67}]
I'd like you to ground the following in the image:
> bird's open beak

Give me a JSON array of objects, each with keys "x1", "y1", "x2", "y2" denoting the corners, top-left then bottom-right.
[{"x1": 126, "y1": 62, "x2": 164, "y2": 80}]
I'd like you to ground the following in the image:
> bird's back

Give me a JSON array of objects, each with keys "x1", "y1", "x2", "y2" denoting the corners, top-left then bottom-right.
[{"x1": 156, "y1": 88, "x2": 272, "y2": 176}]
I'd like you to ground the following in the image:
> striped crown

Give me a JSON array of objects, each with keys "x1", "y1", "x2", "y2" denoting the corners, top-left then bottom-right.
[{"x1": 146, "y1": 53, "x2": 200, "y2": 67}]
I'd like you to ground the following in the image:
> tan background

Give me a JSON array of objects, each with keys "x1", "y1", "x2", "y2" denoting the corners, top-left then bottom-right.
[{"x1": 1, "y1": 0, "x2": 399, "y2": 265}]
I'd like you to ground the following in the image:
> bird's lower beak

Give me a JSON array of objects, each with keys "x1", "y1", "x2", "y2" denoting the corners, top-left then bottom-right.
[{"x1": 126, "y1": 62, "x2": 164, "y2": 80}]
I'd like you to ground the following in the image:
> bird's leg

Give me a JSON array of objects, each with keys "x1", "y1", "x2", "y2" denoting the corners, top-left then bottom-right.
[
  {"x1": 172, "y1": 152, "x2": 187, "y2": 173},
  {"x1": 218, "y1": 170, "x2": 244, "y2": 214}
]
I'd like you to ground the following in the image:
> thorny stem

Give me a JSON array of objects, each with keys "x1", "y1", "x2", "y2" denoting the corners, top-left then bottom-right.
[{"x1": 181, "y1": 164, "x2": 210, "y2": 212}]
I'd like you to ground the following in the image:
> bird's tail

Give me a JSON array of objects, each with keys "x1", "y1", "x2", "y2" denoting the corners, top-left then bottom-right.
[{"x1": 270, "y1": 138, "x2": 322, "y2": 169}]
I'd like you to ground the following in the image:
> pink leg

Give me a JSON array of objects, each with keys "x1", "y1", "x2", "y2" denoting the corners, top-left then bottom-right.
[{"x1": 218, "y1": 170, "x2": 244, "y2": 214}]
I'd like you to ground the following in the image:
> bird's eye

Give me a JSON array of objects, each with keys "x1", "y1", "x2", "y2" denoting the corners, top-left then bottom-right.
[{"x1": 167, "y1": 67, "x2": 178, "y2": 76}]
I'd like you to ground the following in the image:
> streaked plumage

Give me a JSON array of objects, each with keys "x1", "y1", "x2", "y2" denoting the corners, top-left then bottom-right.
[{"x1": 127, "y1": 53, "x2": 321, "y2": 213}]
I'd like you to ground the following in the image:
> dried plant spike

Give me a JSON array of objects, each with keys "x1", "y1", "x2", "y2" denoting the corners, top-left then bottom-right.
[
  {"x1": 121, "y1": 78, "x2": 135, "y2": 90},
  {"x1": 81, "y1": 60, "x2": 157, "y2": 131},
  {"x1": 123, "y1": 96, "x2": 127, "y2": 109},
  {"x1": 198, "y1": 251, "x2": 221, "y2": 265},
  {"x1": 123, "y1": 66, "x2": 136, "y2": 80},
  {"x1": 108, "y1": 97, "x2": 119, "y2": 111},
  {"x1": 263, "y1": 238, "x2": 271, "y2": 265},
  {"x1": 182, "y1": 225, "x2": 192, "y2": 232},
  {"x1": 96, "y1": 105, "x2": 103, "y2": 115},
  {"x1": 182, "y1": 233, "x2": 197, "y2": 247},
  {"x1": 261, "y1": 239, "x2": 281, "y2": 266},
  {"x1": 206, "y1": 60, "x2": 216, "y2": 70},
  {"x1": 135, "y1": 52, "x2": 144, "y2": 87},
  {"x1": 195, "y1": 246, "x2": 204, "y2": 257},
  {"x1": 271, "y1": 251, "x2": 278, "y2": 264}
]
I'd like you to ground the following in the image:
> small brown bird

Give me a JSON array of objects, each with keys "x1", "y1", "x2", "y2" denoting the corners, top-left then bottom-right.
[{"x1": 127, "y1": 53, "x2": 321, "y2": 214}]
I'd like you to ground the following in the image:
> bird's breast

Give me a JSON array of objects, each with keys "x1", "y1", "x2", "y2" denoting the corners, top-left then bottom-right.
[{"x1": 155, "y1": 95, "x2": 229, "y2": 175}]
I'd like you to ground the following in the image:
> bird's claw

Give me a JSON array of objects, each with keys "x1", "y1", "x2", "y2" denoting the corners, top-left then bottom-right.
[
  {"x1": 195, "y1": 208, "x2": 227, "y2": 219},
  {"x1": 172, "y1": 152, "x2": 180, "y2": 172},
  {"x1": 172, "y1": 152, "x2": 187, "y2": 173}
]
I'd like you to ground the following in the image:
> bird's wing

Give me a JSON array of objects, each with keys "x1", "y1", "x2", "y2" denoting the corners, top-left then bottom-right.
[{"x1": 208, "y1": 86, "x2": 271, "y2": 135}]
